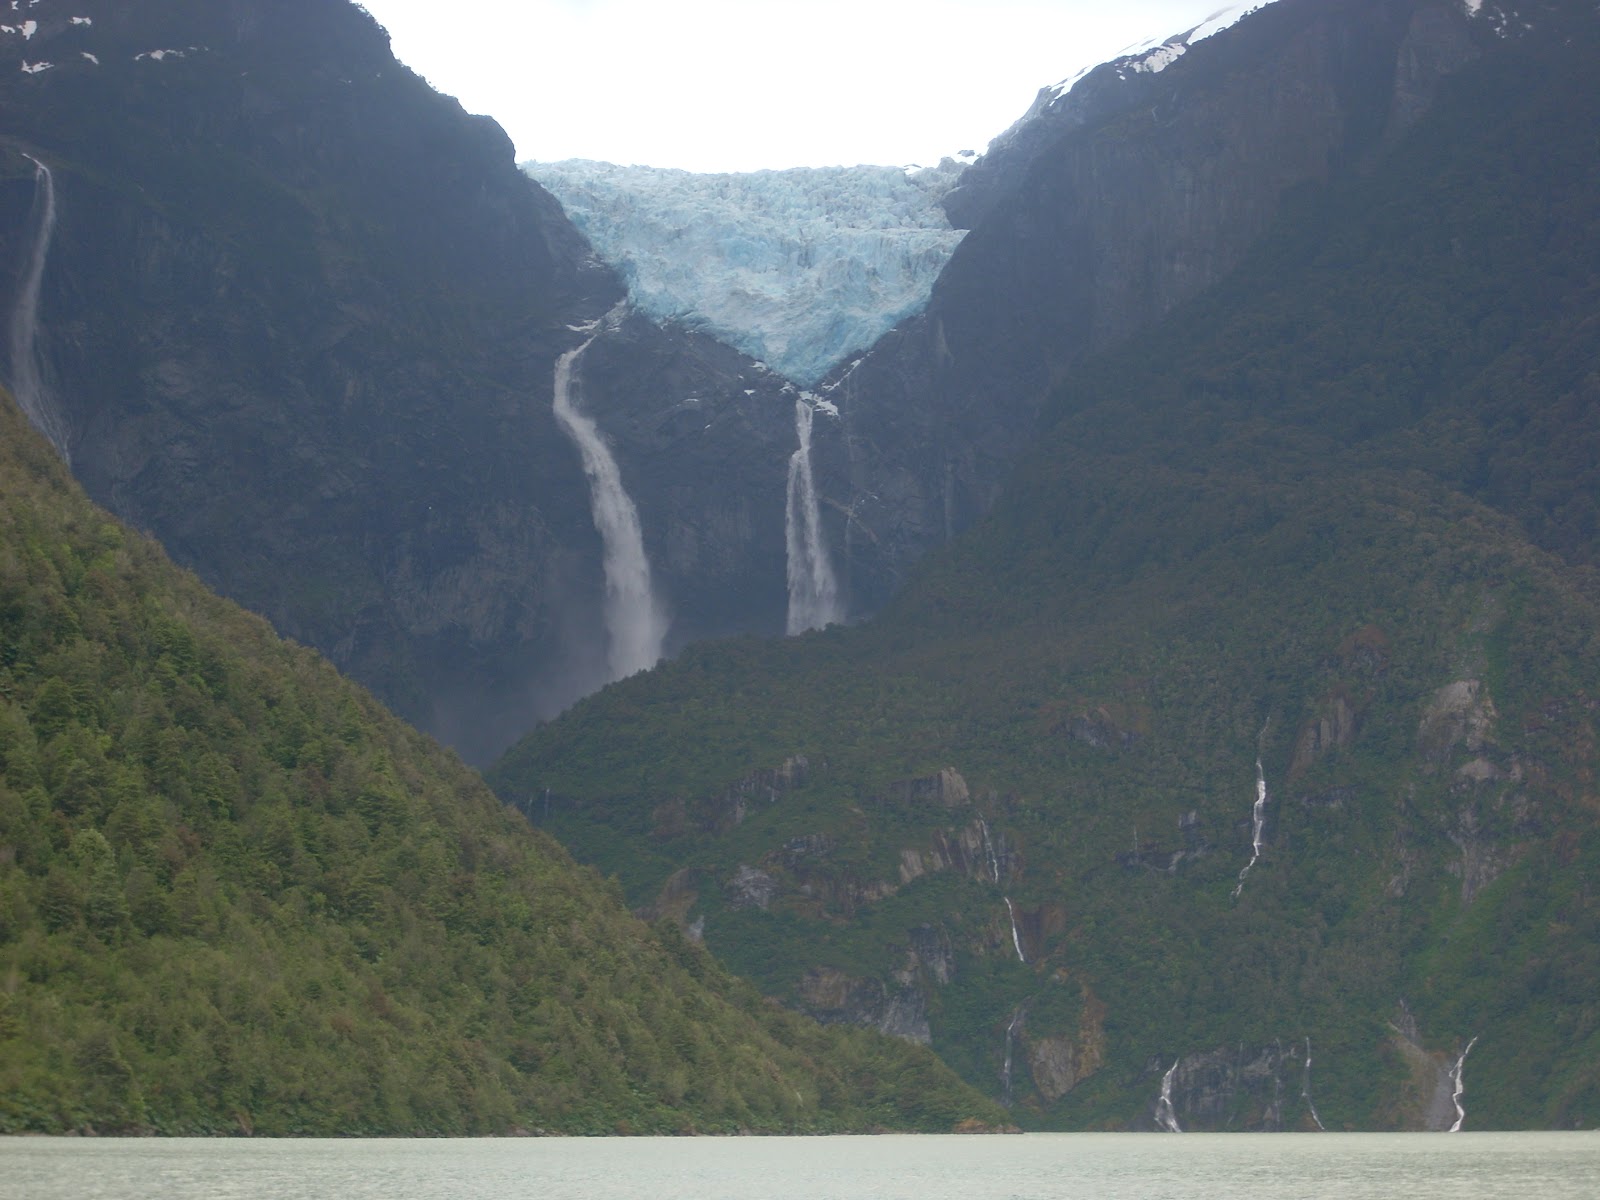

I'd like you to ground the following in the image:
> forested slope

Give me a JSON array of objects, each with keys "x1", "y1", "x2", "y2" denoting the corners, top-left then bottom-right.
[{"x1": 0, "y1": 393, "x2": 1003, "y2": 1135}]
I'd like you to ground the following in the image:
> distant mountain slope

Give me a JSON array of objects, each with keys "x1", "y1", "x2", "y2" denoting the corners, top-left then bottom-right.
[
  {"x1": 0, "y1": 389, "x2": 1004, "y2": 1135},
  {"x1": 490, "y1": 2, "x2": 1600, "y2": 1131}
]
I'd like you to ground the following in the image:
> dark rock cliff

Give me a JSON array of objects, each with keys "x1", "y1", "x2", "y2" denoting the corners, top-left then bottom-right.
[
  {"x1": 0, "y1": 0, "x2": 615, "y2": 761},
  {"x1": 811, "y1": 0, "x2": 1486, "y2": 610},
  {"x1": 0, "y1": 0, "x2": 807, "y2": 761}
]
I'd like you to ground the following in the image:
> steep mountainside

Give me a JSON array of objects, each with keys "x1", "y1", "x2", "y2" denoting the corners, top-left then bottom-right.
[
  {"x1": 804, "y1": 0, "x2": 1490, "y2": 610},
  {"x1": 0, "y1": 0, "x2": 835, "y2": 763},
  {"x1": 3, "y1": 0, "x2": 1500, "y2": 768},
  {"x1": 0, "y1": 388, "x2": 1004, "y2": 1135},
  {"x1": 492, "y1": 2, "x2": 1600, "y2": 1131}
]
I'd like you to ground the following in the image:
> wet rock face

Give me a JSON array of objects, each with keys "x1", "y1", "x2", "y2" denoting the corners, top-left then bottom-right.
[
  {"x1": 900, "y1": 925, "x2": 957, "y2": 988},
  {"x1": 1292, "y1": 694, "x2": 1359, "y2": 774},
  {"x1": 1418, "y1": 679, "x2": 1499, "y2": 762},
  {"x1": 1149, "y1": 1041, "x2": 1318, "y2": 1132},
  {"x1": 725, "y1": 865, "x2": 779, "y2": 911},
  {"x1": 568, "y1": 314, "x2": 801, "y2": 649},
  {"x1": 1387, "y1": 1005, "x2": 1480, "y2": 1132},
  {"x1": 882, "y1": 768, "x2": 971, "y2": 809},
  {"x1": 1026, "y1": 1036, "x2": 1080, "y2": 1102},
  {"x1": 797, "y1": 967, "x2": 931, "y2": 1045}
]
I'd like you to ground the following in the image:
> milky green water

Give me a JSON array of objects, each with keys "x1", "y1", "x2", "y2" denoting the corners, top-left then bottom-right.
[{"x1": 6, "y1": 1131, "x2": 1598, "y2": 1199}]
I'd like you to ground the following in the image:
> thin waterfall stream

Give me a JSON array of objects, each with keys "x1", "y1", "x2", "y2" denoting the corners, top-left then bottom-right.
[
  {"x1": 1448, "y1": 1037, "x2": 1479, "y2": 1133},
  {"x1": 8, "y1": 152, "x2": 69, "y2": 459}
]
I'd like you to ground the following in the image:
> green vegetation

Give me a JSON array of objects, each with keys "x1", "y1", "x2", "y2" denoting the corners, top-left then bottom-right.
[
  {"x1": 0, "y1": 394, "x2": 1004, "y2": 1135},
  {"x1": 491, "y1": 14, "x2": 1600, "y2": 1130}
]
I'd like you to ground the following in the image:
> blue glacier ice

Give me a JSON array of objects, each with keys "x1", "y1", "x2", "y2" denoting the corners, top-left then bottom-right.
[{"x1": 523, "y1": 159, "x2": 969, "y2": 386}]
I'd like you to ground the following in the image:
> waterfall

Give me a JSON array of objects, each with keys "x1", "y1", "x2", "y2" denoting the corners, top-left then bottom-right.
[
  {"x1": 1448, "y1": 1037, "x2": 1479, "y2": 1132},
  {"x1": 1302, "y1": 1037, "x2": 1327, "y2": 1131},
  {"x1": 551, "y1": 333, "x2": 666, "y2": 680},
  {"x1": 784, "y1": 395, "x2": 842, "y2": 634},
  {"x1": 1232, "y1": 757, "x2": 1269, "y2": 899},
  {"x1": 1156, "y1": 1060, "x2": 1183, "y2": 1133},
  {"x1": 1001, "y1": 1005, "x2": 1026, "y2": 1107},
  {"x1": 1004, "y1": 897, "x2": 1026, "y2": 963},
  {"x1": 7, "y1": 153, "x2": 69, "y2": 459},
  {"x1": 979, "y1": 818, "x2": 1001, "y2": 884}
]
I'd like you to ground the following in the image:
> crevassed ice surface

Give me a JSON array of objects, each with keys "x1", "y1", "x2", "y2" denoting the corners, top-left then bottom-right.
[{"x1": 524, "y1": 160, "x2": 968, "y2": 386}]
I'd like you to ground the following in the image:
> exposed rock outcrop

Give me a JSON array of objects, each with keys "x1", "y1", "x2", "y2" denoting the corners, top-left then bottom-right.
[
  {"x1": 725, "y1": 865, "x2": 780, "y2": 911},
  {"x1": 1025, "y1": 990, "x2": 1107, "y2": 1102},
  {"x1": 1291, "y1": 694, "x2": 1359, "y2": 775},
  {"x1": 798, "y1": 967, "x2": 931, "y2": 1044},
  {"x1": 1419, "y1": 679, "x2": 1498, "y2": 763}
]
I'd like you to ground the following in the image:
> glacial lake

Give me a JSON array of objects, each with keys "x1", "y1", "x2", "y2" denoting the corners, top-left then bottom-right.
[{"x1": 7, "y1": 1132, "x2": 1599, "y2": 1199}]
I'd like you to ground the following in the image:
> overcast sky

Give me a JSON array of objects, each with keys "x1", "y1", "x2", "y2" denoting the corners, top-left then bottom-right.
[{"x1": 356, "y1": 0, "x2": 1233, "y2": 171}]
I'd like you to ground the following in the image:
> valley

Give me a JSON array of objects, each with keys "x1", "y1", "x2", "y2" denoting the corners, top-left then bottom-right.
[{"x1": 3, "y1": 0, "x2": 1597, "y2": 1133}]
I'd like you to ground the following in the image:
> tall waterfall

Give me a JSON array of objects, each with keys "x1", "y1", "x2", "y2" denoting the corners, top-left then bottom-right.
[
  {"x1": 1004, "y1": 896, "x2": 1026, "y2": 964},
  {"x1": 1301, "y1": 1037, "x2": 1327, "y2": 1131},
  {"x1": 1448, "y1": 1036, "x2": 1479, "y2": 1132},
  {"x1": 7, "y1": 153, "x2": 69, "y2": 459},
  {"x1": 1232, "y1": 757, "x2": 1269, "y2": 899},
  {"x1": 979, "y1": 818, "x2": 1001, "y2": 884},
  {"x1": 1001, "y1": 1005, "x2": 1026, "y2": 1107},
  {"x1": 784, "y1": 396, "x2": 842, "y2": 635},
  {"x1": 1156, "y1": 1060, "x2": 1184, "y2": 1133},
  {"x1": 552, "y1": 334, "x2": 666, "y2": 680}
]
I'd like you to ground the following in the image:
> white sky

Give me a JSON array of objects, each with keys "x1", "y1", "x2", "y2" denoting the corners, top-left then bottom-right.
[{"x1": 356, "y1": 0, "x2": 1230, "y2": 172}]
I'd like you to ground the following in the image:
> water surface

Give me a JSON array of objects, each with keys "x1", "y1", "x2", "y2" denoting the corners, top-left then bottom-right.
[{"x1": 7, "y1": 1132, "x2": 1598, "y2": 1199}]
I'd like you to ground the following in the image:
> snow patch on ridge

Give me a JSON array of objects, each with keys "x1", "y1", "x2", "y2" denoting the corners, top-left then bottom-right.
[
  {"x1": 1049, "y1": 3, "x2": 1280, "y2": 100},
  {"x1": 524, "y1": 160, "x2": 967, "y2": 387},
  {"x1": 1462, "y1": 2, "x2": 1525, "y2": 37}
]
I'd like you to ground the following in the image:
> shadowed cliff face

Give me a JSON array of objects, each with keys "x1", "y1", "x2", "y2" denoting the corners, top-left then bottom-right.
[
  {"x1": 0, "y1": 0, "x2": 818, "y2": 762},
  {"x1": 0, "y1": 0, "x2": 618, "y2": 762},
  {"x1": 810, "y1": 0, "x2": 1484, "y2": 612}
]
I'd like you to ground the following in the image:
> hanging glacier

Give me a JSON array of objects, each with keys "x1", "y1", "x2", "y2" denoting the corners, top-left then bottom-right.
[{"x1": 522, "y1": 159, "x2": 968, "y2": 386}]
